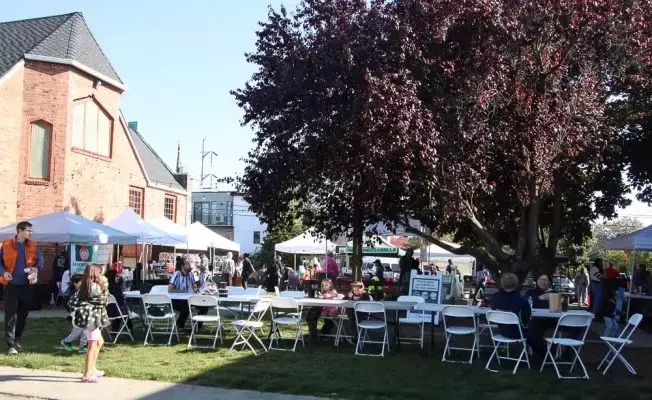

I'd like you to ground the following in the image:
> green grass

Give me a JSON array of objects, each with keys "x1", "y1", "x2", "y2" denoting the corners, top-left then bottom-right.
[{"x1": 0, "y1": 317, "x2": 650, "y2": 400}]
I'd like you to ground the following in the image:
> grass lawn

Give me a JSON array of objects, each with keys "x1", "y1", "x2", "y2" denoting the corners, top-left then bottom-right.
[{"x1": 0, "y1": 317, "x2": 650, "y2": 400}]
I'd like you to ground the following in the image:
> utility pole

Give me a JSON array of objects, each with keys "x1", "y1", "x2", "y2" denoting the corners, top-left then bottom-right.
[{"x1": 200, "y1": 138, "x2": 219, "y2": 189}]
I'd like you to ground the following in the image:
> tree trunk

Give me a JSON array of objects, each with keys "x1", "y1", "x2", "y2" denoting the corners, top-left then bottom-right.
[{"x1": 351, "y1": 220, "x2": 364, "y2": 281}]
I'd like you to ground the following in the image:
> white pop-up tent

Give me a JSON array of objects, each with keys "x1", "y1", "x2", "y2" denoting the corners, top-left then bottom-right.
[
  {"x1": 107, "y1": 209, "x2": 186, "y2": 245},
  {"x1": 187, "y1": 222, "x2": 240, "y2": 252},
  {"x1": 0, "y1": 211, "x2": 137, "y2": 244},
  {"x1": 149, "y1": 216, "x2": 189, "y2": 243},
  {"x1": 275, "y1": 230, "x2": 336, "y2": 255},
  {"x1": 414, "y1": 242, "x2": 475, "y2": 263}
]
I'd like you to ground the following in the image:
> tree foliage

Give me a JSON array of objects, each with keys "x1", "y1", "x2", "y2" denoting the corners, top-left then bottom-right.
[
  {"x1": 393, "y1": 0, "x2": 652, "y2": 277},
  {"x1": 235, "y1": 0, "x2": 652, "y2": 279},
  {"x1": 234, "y1": 0, "x2": 438, "y2": 277}
]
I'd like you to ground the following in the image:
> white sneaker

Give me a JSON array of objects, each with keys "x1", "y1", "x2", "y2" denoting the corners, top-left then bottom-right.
[{"x1": 128, "y1": 311, "x2": 139, "y2": 319}]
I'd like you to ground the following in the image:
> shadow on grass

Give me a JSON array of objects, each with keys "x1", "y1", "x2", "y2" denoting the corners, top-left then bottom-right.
[{"x1": 0, "y1": 317, "x2": 651, "y2": 400}]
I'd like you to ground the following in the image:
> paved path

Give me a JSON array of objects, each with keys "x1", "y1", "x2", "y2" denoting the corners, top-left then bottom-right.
[{"x1": 0, "y1": 367, "x2": 329, "y2": 400}]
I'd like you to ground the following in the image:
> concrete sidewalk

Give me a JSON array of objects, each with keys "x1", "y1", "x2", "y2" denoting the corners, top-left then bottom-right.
[{"x1": 0, "y1": 367, "x2": 329, "y2": 400}]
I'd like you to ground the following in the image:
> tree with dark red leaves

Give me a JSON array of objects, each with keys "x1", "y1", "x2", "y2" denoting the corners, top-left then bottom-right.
[
  {"x1": 393, "y1": 0, "x2": 652, "y2": 276},
  {"x1": 233, "y1": 0, "x2": 438, "y2": 279}
]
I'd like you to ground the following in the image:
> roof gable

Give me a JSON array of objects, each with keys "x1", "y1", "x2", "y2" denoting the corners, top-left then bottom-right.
[
  {"x1": 127, "y1": 127, "x2": 186, "y2": 192},
  {"x1": 0, "y1": 12, "x2": 122, "y2": 84}
]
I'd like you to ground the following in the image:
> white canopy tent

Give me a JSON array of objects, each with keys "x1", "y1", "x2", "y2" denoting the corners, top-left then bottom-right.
[
  {"x1": 107, "y1": 209, "x2": 186, "y2": 245},
  {"x1": 414, "y1": 242, "x2": 475, "y2": 263},
  {"x1": 148, "y1": 216, "x2": 189, "y2": 241},
  {"x1": 275, "y1": 230, "x2": 336, "y2": 255},
  {"x1": 0, "y1": 211, "x2": 137, "y2": 244},
  {"x1": 187, "y1": 222, "x2": 240, "y2": 252}
]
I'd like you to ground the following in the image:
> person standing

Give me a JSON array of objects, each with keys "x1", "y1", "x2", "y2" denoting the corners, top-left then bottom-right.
[
  {"x1": 241, "y1": 253, "x2": 254, "y2": 289},
  {"x1": 0, "y1": 221, "x2": 44, "y2": 355},
  {"x1": 589, "y1": 258, "x2": 605, "y2": 316},
  {"x1": 222, "y1": 252, "x2": 235, "y2": 286},
  {"x1": 319, "y1": 251, "x2": 340, "y2": 278},
  {"x1": 574, "y1": 268, "x2": 588, "y2": 306},
  {"x1": 399, "y1": 249, "x2": 419, "y2": 293}
]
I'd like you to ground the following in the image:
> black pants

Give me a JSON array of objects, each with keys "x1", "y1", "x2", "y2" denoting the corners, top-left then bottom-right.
[
  {"x1": 172, "y1": 300, "x2": 208, "y2": 329},
  {"x1": 307, "y1": 307, "x2": 335, "y2": 338},
  {"x1": 4, "y1": 284, "x2": 34, "y2": 347},
  {"x1": 241, "y1": 275, "x2": 249, "y2": 289}
]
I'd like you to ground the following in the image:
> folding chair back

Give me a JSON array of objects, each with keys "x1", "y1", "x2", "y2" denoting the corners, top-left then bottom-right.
[
  {"x1": 271, "y1": 296, "x2": 300, "y2": 312},
  {"x1": 443, "y1": 305, "x2": 475, "y2": 318},
  {"x1": 150, "y1": 285, "x2": 169, "y2": 294},
  {"x1": 104, "y1": 294, "x2": 135, "y2": 344},
  {"x1": 355, "y1": 301, "x2": 385, "y2": 315},
  {"x1": 620, "y1": 313, "x2": 643, "y2": 340},
  {"x1": 227, "y1": 286, "x2": 245, "y2": 296},
  {"x1": 280, "y1": 291, "x2": 305, "y2": 299},
  {"x1": 142, "y1": 293, "x2": 173, "y2": 309},
  {"x1": 485, "y1": 310, "x2": 525, "y2": 340},
  {"x1": 249, "y1": 298, "x2": 272, "y2": 322},
  {"x1": 188, "y1": 294, "x2": 219, "y2": 308},
  {"x1": 552, "y1": 311, "x2": 593, "y2": 344},
  {"x1": 397, "y1": 295, "x2": 426, "y2": 320}
]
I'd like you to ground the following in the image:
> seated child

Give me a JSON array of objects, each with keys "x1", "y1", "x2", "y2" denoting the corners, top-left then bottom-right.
[
  {"x1": 61, "y1": 274, "x2": 88, "y2": 353},
  {"x1": 346, "y1": 281, "x2": 371, "y2": 341},
  {"x1": 307, "y1": 279, "x2": 339, "y2": 339}
]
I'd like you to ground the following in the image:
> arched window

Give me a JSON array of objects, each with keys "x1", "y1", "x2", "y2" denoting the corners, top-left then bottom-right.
[{"x1": 29, "y1": 121, "x2": 52, "y2": 180}]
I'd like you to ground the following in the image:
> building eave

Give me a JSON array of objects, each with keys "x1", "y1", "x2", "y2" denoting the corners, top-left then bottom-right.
[
  {"x1": 0, "y1": 60, "x2": 24, "y2": 86},
  {"x1": 24, "y1": 54, "x2": 128, "y2": 91}
]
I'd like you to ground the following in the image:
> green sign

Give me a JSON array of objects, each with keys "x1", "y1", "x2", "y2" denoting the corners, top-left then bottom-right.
[{"x1": 336, "y1": 246, "x2": 398, "y2": 254}]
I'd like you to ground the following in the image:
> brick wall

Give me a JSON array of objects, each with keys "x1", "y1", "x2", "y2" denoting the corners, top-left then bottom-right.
[
  {"x1": 0, "y1": 61, "x2": 188, "y2": 228},
  {"x1": 0, "y1": 65, "x2": 24, "y2": 225}
]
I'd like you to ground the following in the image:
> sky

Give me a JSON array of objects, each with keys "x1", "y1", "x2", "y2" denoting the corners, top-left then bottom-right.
[
  {"x1": 2, "y1": 0, "x2": 300, "y2": 192},
  {"x1": 2, "y1": 1, "x2": 652, "y2": 226}
]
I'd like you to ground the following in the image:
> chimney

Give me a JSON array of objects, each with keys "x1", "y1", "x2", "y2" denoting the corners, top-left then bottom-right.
[
  {"x1": 128, "y1": 121, "x2": 138, "y2": 131},
  {"x1": 176, "y1": 140, "x2": 181, "y2": 173}
]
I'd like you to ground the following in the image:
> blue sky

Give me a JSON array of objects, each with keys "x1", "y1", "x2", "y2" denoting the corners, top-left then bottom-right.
[
  {"x1": 2, "y1": 1, "x2": 651, "y2": 224},
  {"x1": 2, "y1": 0, "x2": 300, "y2": 191}
]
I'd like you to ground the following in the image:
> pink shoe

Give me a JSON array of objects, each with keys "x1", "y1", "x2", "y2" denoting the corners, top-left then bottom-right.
[
  {"x1": 94, "y1": 370, "x2": 105, "y2": 377},
  {"x1": 81, "y1": 375, "x2": 100, "y2": 383}
]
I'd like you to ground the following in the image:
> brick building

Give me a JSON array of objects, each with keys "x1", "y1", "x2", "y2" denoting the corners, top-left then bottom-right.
[{"x1": 0, "y1": 13, "x2": 188, "y2": 287}]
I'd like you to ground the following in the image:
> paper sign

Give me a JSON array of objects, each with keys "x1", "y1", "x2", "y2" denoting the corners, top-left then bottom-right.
[{"x1": 70, "y1": 244, "x2": 111, "y2": 275}]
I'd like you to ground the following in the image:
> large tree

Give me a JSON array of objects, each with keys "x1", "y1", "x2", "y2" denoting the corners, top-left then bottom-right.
[
  {"x1": 390, "y1": 0, "x2": 651, "y2": 277},
  {"x1": 234, "y1": 0, "x2": 438, "y2": 278}
]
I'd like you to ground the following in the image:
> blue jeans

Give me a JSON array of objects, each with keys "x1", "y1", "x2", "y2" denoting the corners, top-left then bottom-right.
[
  {"x1": 604, "y1": 317, "x2": 619, "y2": 337},
  {"x1": 591, "y1": 282, "x2": 604, "y2": 316}
]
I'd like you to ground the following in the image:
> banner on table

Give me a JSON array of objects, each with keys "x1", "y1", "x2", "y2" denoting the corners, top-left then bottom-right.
[{"x1": 70, "y1": 244, "x2": 111, "y2": 275}]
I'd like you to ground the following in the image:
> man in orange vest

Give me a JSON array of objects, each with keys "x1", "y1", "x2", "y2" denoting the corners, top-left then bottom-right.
[{"x1": 0, "y1": 221, "x2": 43, "y2": 355}]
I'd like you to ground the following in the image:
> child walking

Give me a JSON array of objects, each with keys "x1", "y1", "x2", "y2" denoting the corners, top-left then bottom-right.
[
  {"x1": 69, "y1": 264, "x2": 109, "y2": 383},
  {"x1": 61, "y1": 274, "x2": 87, "y2": 353}
]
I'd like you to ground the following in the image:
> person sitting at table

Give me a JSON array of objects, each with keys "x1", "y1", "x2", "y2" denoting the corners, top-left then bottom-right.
[
  {"x1": 526, "y1": 274, "x2": 552, "y2": 309},
  {"x1": 345, "y1": 281, "x2": 371, "y2": 341},
  {"x1": 491, "y1": 272, "x2": 547, "y2": 360},
  {"x1": 168, "y1": 261, "x2": 207, "y2": 330},
  {"x1": 307, "y1": 279, "x2": 339, "y2": 341},
  {"x1": 105, "y1": 269, "x2": 138, "y2": 332}
]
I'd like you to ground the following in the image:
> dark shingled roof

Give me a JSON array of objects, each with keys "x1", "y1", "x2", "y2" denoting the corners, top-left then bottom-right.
[
  {"x1": 128, "y1": 127, "x2": 185, "y2": 192},
  {"x1": 0, "y1": 12, "x2": 122, "y2": 83}
]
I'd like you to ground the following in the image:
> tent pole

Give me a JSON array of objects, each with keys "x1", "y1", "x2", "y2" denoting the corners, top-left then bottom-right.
[{"x1": 627, "y1": 250, "x2": 637, "y2": 319}]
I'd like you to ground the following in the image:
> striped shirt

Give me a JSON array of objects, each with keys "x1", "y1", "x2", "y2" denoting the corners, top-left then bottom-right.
[{"x1": 169, "y1": 271, "x2": 195, "y2": 293}]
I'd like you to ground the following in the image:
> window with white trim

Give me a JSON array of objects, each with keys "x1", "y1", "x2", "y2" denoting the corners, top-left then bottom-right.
[
  {"x1": 29, "y1": 122, "x2": 52, "y2": 180},
  {"x1": 72, "y1": 100, "x2": 112, "y2": 157}
]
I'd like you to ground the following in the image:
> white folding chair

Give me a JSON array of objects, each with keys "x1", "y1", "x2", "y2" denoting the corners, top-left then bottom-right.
[
  {"x1": 104, "y1": 294, "x2": 136, "y2": 344},
  {"x1": 397, "y1": 295, "x2": 427, "y2": 348},
  {"x1": 280, "y1": 290, "x2": 306, "y2": 299},
  {"x1": 269, "y1": 297, "x2": 304, "y2": 352},
  {"x1": 150, "y1": 285, "x2": 169, "y2": 294},
  {"x1": 274, "y1": 286, "x2": 281, "y2": 296},
  {"x1": 442, "y1": 305, "x2": 478, "y2": 364},
  {"x1": 142, "y1": 293, "x2": 179, "y2": 346},
  {"x1": 226, "y1": 286, "x2": 245, "y2": 296},
  {"x1": 354, "y1": 302, "x2": 390, "y2": 357},
  {"x1": 540, "y1": 311, "x2": 593, "y2": 379},
  {"x1": 485, "y1": 310, "x2": 530, "y2": 374},
  {"x1": 187, "y1": 295, "x2": 222, "y2": 349},
  {"x1": 598, "y1": 313, "x2": 643, "y2": 376},
  {"x1": 231, "y1": 298, "x2": 272, "y2": 356}
]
